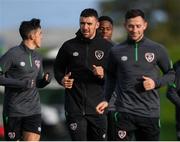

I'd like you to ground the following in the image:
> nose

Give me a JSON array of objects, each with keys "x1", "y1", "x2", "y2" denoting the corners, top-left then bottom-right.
[
  {"x1": 132, "y1": 26, "x2": 138, "y2": 32},
  {"x1": 83, "y1": 24, "x2": 89, "y2": 30}
]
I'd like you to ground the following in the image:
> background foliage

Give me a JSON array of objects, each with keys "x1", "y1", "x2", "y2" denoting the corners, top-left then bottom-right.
[{"x1": 98, "y1": 0, "x2": 179, "y2": 140}]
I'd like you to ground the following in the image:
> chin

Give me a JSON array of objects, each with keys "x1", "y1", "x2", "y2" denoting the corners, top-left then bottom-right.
[
  {"x1": 84, "y1": 35, "x2": 90, "y2": 39},
  {"x1": 36, "y1": 45, "x2": 41, "y2": 48}
]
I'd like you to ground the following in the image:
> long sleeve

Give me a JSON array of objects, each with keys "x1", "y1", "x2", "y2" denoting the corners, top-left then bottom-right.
[
  {"x1": 104, "y1": 50, "x2": 117, "y2": 102},
  {"x1": 155, "y1": 45, "x2": 175, "y2": 88},
  {"x1": 0, "y1": 50, "x2": 31, "y2": 88},
  {"x1": 0, "y1": 75, "x2": 32, "y2": 88},
  {"x1": 54, "y1": 43, "x2": 69, "y2": 85},
  {"x1": 167, "y1": 67, "x2": 180, "y2": 107}
]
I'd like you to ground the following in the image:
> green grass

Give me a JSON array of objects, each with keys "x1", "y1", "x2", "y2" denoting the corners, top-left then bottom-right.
[
  {"x1": 167, "y1": 46, "x2": 179, "y2": 63},
  {"x1": 160, "y1": 87, "x2": 176, "y2": 140}
]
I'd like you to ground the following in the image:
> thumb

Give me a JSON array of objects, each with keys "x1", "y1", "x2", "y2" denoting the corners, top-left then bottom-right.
[
  {"x1": 142, "y1": 76, "x2": 149, "y2": 80},
  {"x1": 65, "y1": 72, "x2": 71, "y2": 78},
  {"x1": 92, "y1": 65, "x2": 97, "y2": 68}
]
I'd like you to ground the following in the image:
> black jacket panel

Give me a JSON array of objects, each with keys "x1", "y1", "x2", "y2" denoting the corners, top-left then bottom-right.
[{"x1": 54, "y1": 31, "x2": 113, "y2": 115}]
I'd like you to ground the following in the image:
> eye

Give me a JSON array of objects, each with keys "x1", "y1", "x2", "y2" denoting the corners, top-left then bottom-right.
[
  {"x1": 127, "y1": 25, "x2": 133, "y2": 28},
  {"x1": 137, "y1": 25, "x2": 142, "y2": 28}
]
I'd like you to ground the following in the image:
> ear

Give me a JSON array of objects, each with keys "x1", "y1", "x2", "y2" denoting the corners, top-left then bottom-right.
[
  {"x1": 143, "y1": 21, "x2": 148, "y2": 30},
  {"x1": 28, "y1": 33, "x2": 33, "y2": 40},
  {"x1": 96, "y1": 21, "x2": 100, "y2": 29},
  {"x1": 27, "y1": 31, "x2": 35, "y2": 40}
]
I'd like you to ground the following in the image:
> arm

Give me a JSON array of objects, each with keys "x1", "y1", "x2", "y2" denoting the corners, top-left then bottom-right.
[
  {"x1": 96, "y1": 50, "x2": 117, "y2": 114},
  {"x1": 104, "y1": 50, "x2": 117, "y2": 101},
  {"x1": 0, "y1": 75, "x2": 34, "y2": 88},
  {"x1": 0, "y1": 51, "x2": 34, "y2": 89},
  {"x1": 154, "y1": 45, "x2": 175, "y2": 88},
  {"x1": 167, "y1": 67, "x2": 180, "y2": 107},
  {"x1": 54, "y1": 43, "x2": 69, "y2": 86}
]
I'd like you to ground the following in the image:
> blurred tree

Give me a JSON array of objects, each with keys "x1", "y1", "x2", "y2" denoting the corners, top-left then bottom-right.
[{"x1": 98, "y1": 0, "x2": 180, "y2": 47}]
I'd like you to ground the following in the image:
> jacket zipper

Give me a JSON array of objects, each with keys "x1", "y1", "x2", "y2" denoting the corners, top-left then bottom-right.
[
  {"x1": 29, "y1": 53, "x2": 32, "y2": 67},
  {"x1": 85, "y1": 44, "x2": 89, "y2": 67},
  {"x1": 134, "y1": 42, "x2": 138, "y2": 62},
  {"x1": 82, "y1": 44, "x2": 89, "y2": 116}
]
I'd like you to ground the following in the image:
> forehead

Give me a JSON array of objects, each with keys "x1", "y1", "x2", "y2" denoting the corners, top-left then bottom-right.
[
  {"x1": 100, "y1": 20, "x2": 112, "y2": 27},
  {"x1": 126, "y1": 16, "x2": 145, "y2": 25},
  {"x1": 80, "y1": 16, "x2": 97, "y2": 23}
]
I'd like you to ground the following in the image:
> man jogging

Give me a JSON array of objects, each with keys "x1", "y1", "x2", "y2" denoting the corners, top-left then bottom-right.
[
  {"x1": 96, "y1": 9, "x2": 175, "y2": 141},
  {"x1": 54, "y1": 8, "x2": 113, "y2": 140},
  {"x1": 0, "y1": 18, "x2": 51, "y2": 141},
  {"x1": 98, "y1": 15, "x2": 117, "y2": 141}
]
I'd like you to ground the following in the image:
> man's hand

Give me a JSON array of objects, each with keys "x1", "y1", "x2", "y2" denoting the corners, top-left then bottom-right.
[
  {"x1": 142, "y1": 76, "x2": 155, "y2": 91},
  {"x1": 92, "y1": 65, "x2": 104, "y2": 79},
  {"x1": 44, "y1": 72, "x2": 51, "y2": 83},
  {"x1": 96, "y1": 101, "x2": 108, "y2": 114},
  {"x1": 61, "y1": 72, "x2": 74, "y2": 89},
  {"x1": 26, "y1": 79, "x2": 35, "y2": 89}
]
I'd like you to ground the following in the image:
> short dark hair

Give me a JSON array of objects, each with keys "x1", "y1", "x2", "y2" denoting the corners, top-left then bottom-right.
[
  {"x1": 19, "y1": 18, "x2": 41, "y2": 40},
  {"x1": 99, "y1": 16, "x2": 113, "y2": 25},
  {"x1": 125, "y1": 9, "x2": 145, "y2": 20},
  {"x1": 80, "y1": 8, "x2": 98, "y2": 19}
]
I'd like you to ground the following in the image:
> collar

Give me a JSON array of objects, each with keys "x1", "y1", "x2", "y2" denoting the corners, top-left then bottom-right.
[
  {"x1": 126, "y1": 36, "x2": 146, "y2": 44},
  {"x1": 75, "y1": 29, "x2": 101, "y2": 43},
  {"x1": 20, "y1": 42, "x2": 34, "y2": 53}
]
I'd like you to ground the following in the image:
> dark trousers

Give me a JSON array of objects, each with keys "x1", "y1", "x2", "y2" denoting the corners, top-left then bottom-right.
[
  {"x1": 107, "y1": 111, "x2": 117, "y2": 140},
  {"x1": 115, "y1": 112, "x2": 160, "y2": 141},
  {"x1": 66, "y1": 114, "x2": 107, "y2": 141},
  {"x1": 3, "y1": 114, "x2": 41, "y2": 141}
]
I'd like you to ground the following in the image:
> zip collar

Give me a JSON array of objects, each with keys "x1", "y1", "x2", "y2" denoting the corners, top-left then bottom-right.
[
  {"x1": 20, "y1": 42, "x2": 34, "y2": 54},
  {"x1": 126, "y1": 36, "x2": 146, "y2": 45},
  {"x1": 75, "y1": 29, "x2": 101, "y2": 43}
]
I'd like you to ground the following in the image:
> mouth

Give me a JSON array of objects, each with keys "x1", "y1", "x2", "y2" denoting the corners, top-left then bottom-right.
[{"x1": 83, "y1": 31, "x2": 89, "y2": 34}]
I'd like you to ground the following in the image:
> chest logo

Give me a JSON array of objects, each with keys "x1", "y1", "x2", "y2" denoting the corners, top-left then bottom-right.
[
  {"x1": 73, "y1": 51, "x2": 79, "y2": 57},
  {"x1": 145, "y1": 53, "x2": 155, "y2": 63},
  {"x1": 35, "y1": 60, "x2": 41, "y2": 69},
  {"x1": 118, "y1": 130, "x2": 127, "y2": 139},
  {"x1": 20, "y1": 61, "x2": 25, "y2": 67},
  {"x1": 8, "y1": 132, "x2": 16, "y2": 139},
  {"x1": 95, "y1": 50, "x2": 104, "y2": 60},
  {"x1": 69, "y1": 123, "x2": 77, "y2": 131},
  {"x1": 121, "y1": 56, "x2": 128, "y2": 61}
]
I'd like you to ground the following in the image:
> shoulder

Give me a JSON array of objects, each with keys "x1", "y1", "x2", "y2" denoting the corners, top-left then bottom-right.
[
  {"x1": 143, "y1": 38, "x2": 165, "y2": 49},
  {"x1": 101, "y1": 38, "x2": 114, "y2": 46},
  {"x1": 60, "y1": 37, "x2": 77, "y2": 50},
  {"x1": 4, "y1": 45, "x2": 22, "y2": 56},
  {"x1": 111, "y1": 41, "x2": 127, "y2": 52}
]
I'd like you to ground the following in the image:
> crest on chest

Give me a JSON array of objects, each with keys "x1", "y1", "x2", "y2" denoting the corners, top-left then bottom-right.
[
  {"x1": 145, "y1": 53, "x2": 155, "y2": 63},
  {"x1": 95, "y1": 50, "x2": 104, "y2": 60},
  {"x1": 35, "y1": 60, "x2": 41, "y2": 69}
]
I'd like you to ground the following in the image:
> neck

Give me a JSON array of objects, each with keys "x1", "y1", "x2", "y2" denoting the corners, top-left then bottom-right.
[
  {"x1": 23, "y1": 40, "x2": 36, "y2": 50},
  {"x1": 135, "y1": 34, "x2": 144, "y2": 42}
]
